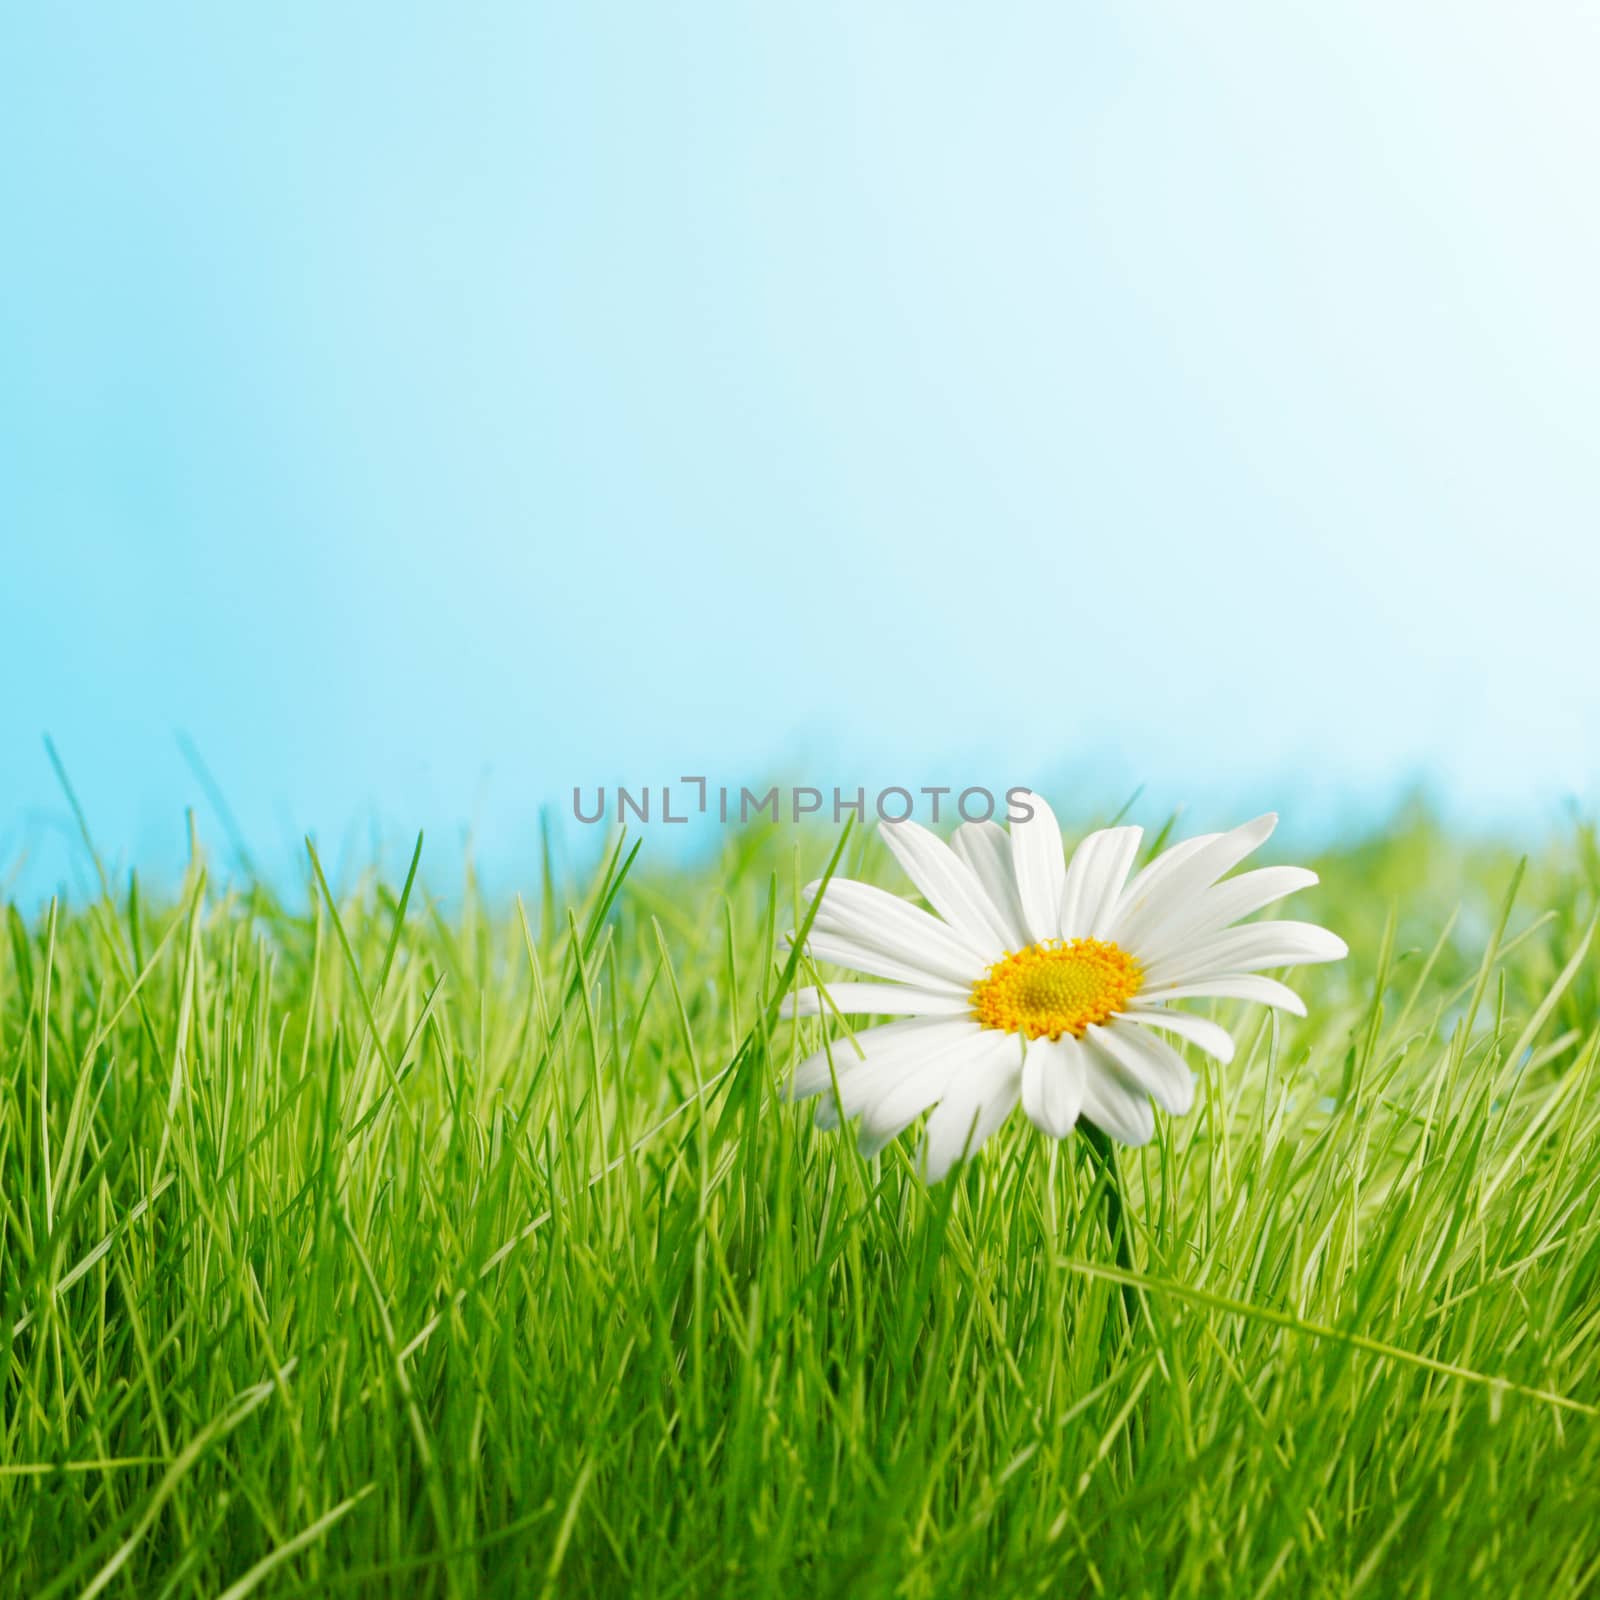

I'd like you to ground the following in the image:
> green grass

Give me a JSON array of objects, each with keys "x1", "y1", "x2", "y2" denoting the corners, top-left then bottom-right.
[{"x1": 5, "y1": 808, "x2": 1600, "y2": 1597}]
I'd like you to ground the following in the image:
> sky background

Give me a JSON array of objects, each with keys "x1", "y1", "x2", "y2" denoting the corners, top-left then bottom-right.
[{"x1": 4, "y1": 4, "x2": 1599, "y2": 900}]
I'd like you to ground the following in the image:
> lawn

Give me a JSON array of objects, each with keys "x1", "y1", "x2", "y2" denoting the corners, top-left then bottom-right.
[{"x1": 4, "y1": 807, "x2": 1600, "y2": 1597}]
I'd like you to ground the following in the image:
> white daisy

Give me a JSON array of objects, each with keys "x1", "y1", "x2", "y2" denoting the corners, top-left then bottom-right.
[{"x1": 780, "y1": 797, "x2": 1346, "y2": 1181}]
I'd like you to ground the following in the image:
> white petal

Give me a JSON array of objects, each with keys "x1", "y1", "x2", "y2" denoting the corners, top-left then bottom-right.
[
  {"x1": 1103, "y1": 830, "x2": 1221, "y2": 937},
  {"x1": 1141, "y1": 920, "x2": 1348, "y2": 989},
  {"x1": 1108, "y1": 814, "x2": 1278, "y2": 948},
  {"x1": 780, "y1": 983, "x2": 973, "y2": 1020},
  {"x1": 1133, "y1": 865, "x2": 1319, "y2": 966},
  {"x1": 920, "y1": 1049, "x2": 1023, "y2": 1181},
  {"x1": 1060, "y1": 825, "x2": 1143, "y2": 940},
  {"x1": 856, "y1": 1123, "x2": 905, "y2": 1161},
  {"x1": 1120, "y1": 1008, "x2": 1236, "y2": 1064},
  {"x1": 813, "y1": 1021, "x2": 985, "y2": 1128},
  {"x1": 1136, "y1": 975, "x2": 1307, "y2": 1016},
  {"x1": 805, "y1": 878, "x2": 990, "y2": 976},
  {"x1": 950, "y1": 820, "x2": 1031, "y2": 948},
  {"x1": 1021, "y1": 1033, "x2": 1086, "y2": 1138},
  {"x1": 786, "y1": 1017, "x2": 955, "y2": 1100},
  {"x1": 1009, "y1": 791, "x2": 1068, "y2": 943},
  {"x1": 860, "y1": 1030, "x2": 1018, "y2": 1155},
  {"x1": 1079, "y1": 1052, "x2": 1156, "y2": 1146},
  {"x1": 878, "y1": 821, "x2": 1015, "y2": 953},
  {"x1": 788, "y1": 929, "x2": 975, "y2": 993},
  {"x1": 1088, "y1": 1023, "x2": 1196, "y2": 1115}
]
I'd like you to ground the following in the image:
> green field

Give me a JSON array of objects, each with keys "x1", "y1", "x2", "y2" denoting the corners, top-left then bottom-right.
[{"x1": 4, "y1": 809, "x2": 1600, "y2": 1597}]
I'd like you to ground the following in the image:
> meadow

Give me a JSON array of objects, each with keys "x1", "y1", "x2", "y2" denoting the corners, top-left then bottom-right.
[{"x1": 4, "y1": 804, "x2": 1600, "y2": 1597}]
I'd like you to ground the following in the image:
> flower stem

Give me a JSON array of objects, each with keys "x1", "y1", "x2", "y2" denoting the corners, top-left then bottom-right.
[{"x1": 1080, "y1": 1121, "x2": 1139, "y2": 1337}]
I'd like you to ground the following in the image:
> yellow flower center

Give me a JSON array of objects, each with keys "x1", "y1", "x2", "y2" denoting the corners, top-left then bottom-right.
[{"x1": 970, "y1": 938, "x2": 1143, "y2": 1040}]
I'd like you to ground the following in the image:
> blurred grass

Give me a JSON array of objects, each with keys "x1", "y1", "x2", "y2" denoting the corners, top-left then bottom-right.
[{"x1": 4, "y1": 807, "x2": 1600, "y2": 1597}]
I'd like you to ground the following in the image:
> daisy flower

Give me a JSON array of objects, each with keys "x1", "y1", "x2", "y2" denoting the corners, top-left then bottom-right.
[{"x1": 781, "y1": 796, "x2": 1346, "y2": 1181}]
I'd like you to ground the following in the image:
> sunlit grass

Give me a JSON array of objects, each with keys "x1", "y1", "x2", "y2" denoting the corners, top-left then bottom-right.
[{"x1": 4, "y1": 808, "x2": 1600, "y2": 1596}]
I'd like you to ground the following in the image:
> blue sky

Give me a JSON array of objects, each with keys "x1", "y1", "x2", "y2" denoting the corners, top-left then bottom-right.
[{"x1": 4, "y1": 4, "x2": 1599, "y2": 899}]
